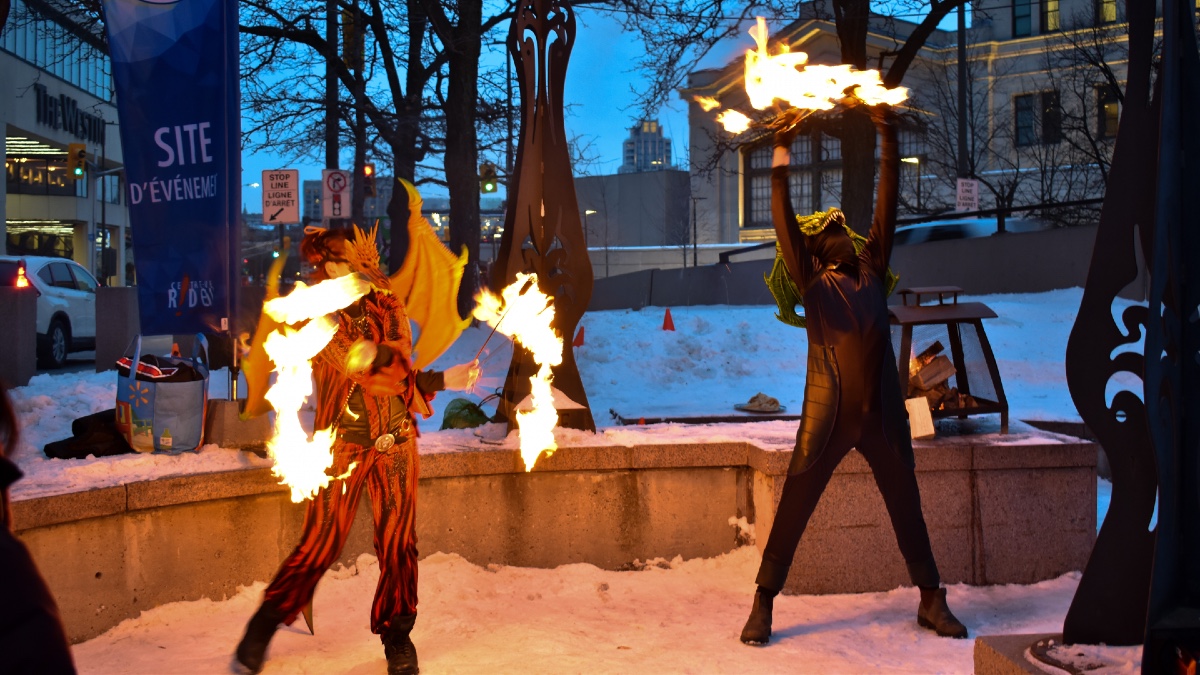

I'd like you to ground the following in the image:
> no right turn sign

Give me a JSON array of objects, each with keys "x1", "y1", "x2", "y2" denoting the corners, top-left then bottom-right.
[{"x1": 322, "y1": 169, "x2": 351, "y2": 219}]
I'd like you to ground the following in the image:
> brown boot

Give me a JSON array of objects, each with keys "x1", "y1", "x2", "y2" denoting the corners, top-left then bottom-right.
[
  {"x1": 382, "y1": 614, "x2": 419, "y2": 675},
  {"x1": 917, "y1": 587, "x2": 968, "y2": 638},
  {"x1": 739, "y1": 590, "x2": 774, "y2": 645}
]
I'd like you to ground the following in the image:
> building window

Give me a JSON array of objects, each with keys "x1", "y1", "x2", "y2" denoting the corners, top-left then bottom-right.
[
  {"x1": 1014, "y1": 94, "x2": 1037, "y2": 146},
  {"x1": 1097, "y1": 86, "x2": 1120, "y2": 138},
  {"x1": 1041, "y1": 91, "x2": 1062, "y2": 144},
  {"x1": 898, "y1": 127, "x2": 927, "y2": 159},
  {"x1": 818, "y1": 133, "x2": 841, "y2": 161},
  {"x1": 0, "y1": 0, "x2": 113, "y2": 100},
  {"x1": 6, "y1": 157, "x2": 76, "y2": 196},
  {"x1": 745, "y1": 145, "x2": 772, "y2": 229},
  {"x1": 1041, "y1": 0, "x2": 1060, "y2": 32},
  {"x1": 791, "y1": 135, "x2": 812, "y2": 165},
  {"x1": 1013, "y1": 0, "x2": 1032, "y2": 37},
  {"x1": 789, "y1": 170, "x2": 813, "y2": 215},
  {"x1": 1095, "y1": 0, "x2": 1117, "y2": 24},
  {"x1": 820, "y1": 170, "x2": 842, "y2": 211}
]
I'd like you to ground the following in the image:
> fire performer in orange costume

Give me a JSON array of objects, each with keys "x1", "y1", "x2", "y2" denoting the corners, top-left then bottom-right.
[
  {"x1": 235, "y1": 226, "x2": 479, "y2": 675},
  {"x1": 740, "y1": 105, "x2": 967, "y2": 645}
]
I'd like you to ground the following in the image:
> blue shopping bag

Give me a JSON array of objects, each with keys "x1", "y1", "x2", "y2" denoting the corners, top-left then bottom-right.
[{"x1": 114, "y1": 335, "x2": 210, "y2": 453}]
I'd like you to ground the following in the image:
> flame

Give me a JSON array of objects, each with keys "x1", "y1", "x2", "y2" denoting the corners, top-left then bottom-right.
[
  {"x1": 261, "y1": 277, "x2": 369, "y2": 502},
  {"x1": 474, "y1": 272, "x2": 562, "y2": 471},
  {"x1": 717, "y1": 110, "x2": 752, "y2": 133},
  {"x1": 716, "y1": 17, "x2": 908, "y2": 132},
  {"x1": 264, "y1": 274, "x2": 372, "y2": 324},
  {"x1": 694, "y1": 96, "x2": 722, "y2": 112}
]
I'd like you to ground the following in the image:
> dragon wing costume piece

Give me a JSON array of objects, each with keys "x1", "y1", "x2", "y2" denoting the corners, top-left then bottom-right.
[
  {"x1": 241, "y1": 179, "x2": 469, "y2": 419},
  {"x1": 389, "y1": 178, "x2": 471, "y2": 370},
  {"x1": 241, "y1": 245, "x2": 290, "y2": 420}
]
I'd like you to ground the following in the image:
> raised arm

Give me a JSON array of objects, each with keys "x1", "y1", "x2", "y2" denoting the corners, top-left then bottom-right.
[
  {"x1": 867, "y1": 106, "x2": 900, "y2": 270},
  {"x1": 771, "y1": 127, "x2": 816, "y2": 289}
]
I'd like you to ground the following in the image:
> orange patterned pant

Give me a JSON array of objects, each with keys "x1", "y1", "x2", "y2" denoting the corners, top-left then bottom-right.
[{"x1": 263, "y1": 436, "x2": 419, "y2": 634}]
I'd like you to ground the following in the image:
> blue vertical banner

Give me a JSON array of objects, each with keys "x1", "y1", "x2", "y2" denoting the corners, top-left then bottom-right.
[{"x1": 100, "y1": 0, "x2": 240, "y2": 336}]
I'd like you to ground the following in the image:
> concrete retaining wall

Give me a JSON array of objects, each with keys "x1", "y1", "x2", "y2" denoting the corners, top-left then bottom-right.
[
  {"x1": 589, "y1": 224, "x2": 1145, "y2": 311},
  {"x1": 11, "y1": 425, "x2": 1095, "y2": 644}
]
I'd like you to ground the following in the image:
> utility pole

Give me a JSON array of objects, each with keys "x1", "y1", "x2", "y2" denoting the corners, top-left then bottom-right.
[
  {"x1": 956, "y1": 2, "x2": 968, "y2": 179},
  {"x1": 506, "y1": 53, "x2": 514, "y2": 176},
  {"x1": 690, "y1": 196, "x2": 705, "y2": 267},
  {"x1": 325, "y1": 0, "x2": 340, "y2": 186}
]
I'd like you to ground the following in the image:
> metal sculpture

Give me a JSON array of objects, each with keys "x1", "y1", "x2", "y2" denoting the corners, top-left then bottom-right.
[
  {"x1": 491, "y1": 0, "x2": 595, "y2": 431},
  {"x1": 1061, "y1": 0, "x2": 1158, "y2": 646},
  {"x1": 1142, "y1": 0, "x2": 1200, "y2": 669},
  {"x1": 1064, "y1": 1, "x2": 1200, "y2": 664}
]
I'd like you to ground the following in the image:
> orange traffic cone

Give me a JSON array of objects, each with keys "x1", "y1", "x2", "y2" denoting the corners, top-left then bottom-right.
[
  {"x1": 662, "y1": 307, "x2": 675, "y2": 331},
  {"x1": 572, "y1": 326, "x2": 585, "y2": 347}
]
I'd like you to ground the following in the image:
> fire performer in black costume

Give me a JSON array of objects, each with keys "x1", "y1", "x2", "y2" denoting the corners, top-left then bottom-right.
[{"x1": 740, "y1": 105, "x2": 967, "y2": 645}]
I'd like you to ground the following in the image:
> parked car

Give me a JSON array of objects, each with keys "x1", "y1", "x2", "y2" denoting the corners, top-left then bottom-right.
[
  {"x1": 0, "y1": 255, "x2": 98, "y2": 368},
  {"x1": 893, "y1": 217, "x2": 1045, "y2": 246}
]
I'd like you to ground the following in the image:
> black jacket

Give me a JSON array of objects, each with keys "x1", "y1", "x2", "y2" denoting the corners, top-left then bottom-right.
[
  {"x1": 0, "y1": 456, "x2": 76, "y2": 674},
  {"x1": 772, "y1": 113, "x2": 915, "y2": 475}
]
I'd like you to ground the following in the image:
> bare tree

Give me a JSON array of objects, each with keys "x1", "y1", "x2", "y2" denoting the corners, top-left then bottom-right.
[
  {"x1": 1038, "y1": 4, "x2": 1146, "y2": 189},
  {"x1": 604, "y1": 0, "x2": 972, "y2": 234}
]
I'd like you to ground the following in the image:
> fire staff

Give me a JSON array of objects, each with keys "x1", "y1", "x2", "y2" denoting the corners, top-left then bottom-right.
[{"x1": 740, "y1": 105, "x2": 968, "y2": 645}]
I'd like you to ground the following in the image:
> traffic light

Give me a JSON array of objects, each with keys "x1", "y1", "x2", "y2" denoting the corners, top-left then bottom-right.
[
  {"x1": 479, "y1": 162, "x2": 498, "y2": 193},
  {"x1": 67, "y1": 143, "x2": 87, "y2": 179},
  {"x1": 362, "y1": 162, "x2": 376, "y2": 197}
]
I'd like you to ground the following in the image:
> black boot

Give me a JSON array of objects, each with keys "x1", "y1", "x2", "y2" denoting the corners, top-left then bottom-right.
[
  {"x1": 382, "y1": 614, "x2": 419, "y2": 675},
  {"x1": 235, "y1": 602, "x2": 286, "y2": 673},
  {"x1": 917, "y1": 587, "x2": 968, "y2": 639},
  {"x1": 740, "y1": 590, "x2": 774, "y2": 646}
]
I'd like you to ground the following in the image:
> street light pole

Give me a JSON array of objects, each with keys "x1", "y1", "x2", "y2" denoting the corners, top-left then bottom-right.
[
  {"x1": 690, "y1": 196, "x2": 705, "y2": 267},
  {"x1": 601, "y1": 214, "x2": 608, "y2": 278},
  {"x1": 583, "y1": 208, "x2": 597, "y2": 275},
  {"x1": 902, "y1": 157, "x2": 921, "y2": 212}
]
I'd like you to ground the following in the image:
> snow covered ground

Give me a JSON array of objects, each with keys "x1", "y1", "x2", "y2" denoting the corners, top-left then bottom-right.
[{"x1": 4, "y1": 287, "x2": 1140, "y2": 673}]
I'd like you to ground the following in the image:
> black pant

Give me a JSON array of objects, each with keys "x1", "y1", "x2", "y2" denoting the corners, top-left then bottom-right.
[{"x1": 756, "y1": 414, "x2": 941, "y2": 592}]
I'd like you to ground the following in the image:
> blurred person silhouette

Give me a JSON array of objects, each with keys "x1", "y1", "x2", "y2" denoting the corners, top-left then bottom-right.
[
  {"x1": 0, "y1": 385, "x2": 77, "y2": 674},
  {"x1": 739, "y1": 106, "x2": 967, "y2": 645}
]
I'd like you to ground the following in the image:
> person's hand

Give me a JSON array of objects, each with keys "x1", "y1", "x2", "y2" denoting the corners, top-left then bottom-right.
[
  {"x1": 868, "y1": 103, "x2": 894, "y2": 126},
  {"x1": 770, "y1": 107, "x2": 804, "y2": 146},
  {"x1": 362, "y1": 361, "x2": 408, "y2": 397},
  {"x1": 443, "y1": 359, "x2": 481, "y2": 392}
]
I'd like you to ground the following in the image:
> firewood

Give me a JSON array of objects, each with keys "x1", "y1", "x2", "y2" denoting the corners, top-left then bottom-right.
[
  {"x1": 911, "y1": 341, "x2": 945, "y2": 370},
  {"x1": 905, "y1": 397, "x2": 936, "y2": 439},
  {"x1": 913, "y1": 355, "x2": 956, "y2": 390}
]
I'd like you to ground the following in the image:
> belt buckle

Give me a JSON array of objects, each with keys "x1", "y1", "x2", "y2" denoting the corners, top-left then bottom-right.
[{"x1": 374, "y1": 433, "x2": 396, "y2": 452}]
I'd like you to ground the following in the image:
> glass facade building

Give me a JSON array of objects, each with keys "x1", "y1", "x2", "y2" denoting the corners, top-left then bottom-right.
[{"x1": 1, "y1": 0, "x2": 128, "y2": 283}]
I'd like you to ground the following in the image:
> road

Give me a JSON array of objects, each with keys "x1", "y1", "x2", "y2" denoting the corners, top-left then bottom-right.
[{"x1": 36, "y1": 351, "x2": 98, "y2": 377}]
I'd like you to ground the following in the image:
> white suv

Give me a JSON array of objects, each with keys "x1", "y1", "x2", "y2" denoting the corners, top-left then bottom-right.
[{"x1": 0, "y1": 255, "x2": 98, "y2": 368}]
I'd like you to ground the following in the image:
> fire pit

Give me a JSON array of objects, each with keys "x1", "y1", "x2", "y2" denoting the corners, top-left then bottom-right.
[{"x1": 889, "y1": 286, "x2": 1009, "y2": 433}]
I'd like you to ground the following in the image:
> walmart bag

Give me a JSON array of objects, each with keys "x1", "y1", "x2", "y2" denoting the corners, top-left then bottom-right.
[{"x1": 114, "y1": 335, "x2": 210, "y2": 453}]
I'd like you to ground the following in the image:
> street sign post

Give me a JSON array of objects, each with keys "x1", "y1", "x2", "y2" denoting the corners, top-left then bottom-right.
[
  {"x1": 262, "y1": 169, "x2": 300, "y2": 223},
  {"x1": 322, "y1": 169, "x2": 351, "y2": 220},
  {"x1": 956, "y1": 178, "x2": 979, "y2": 212}
]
